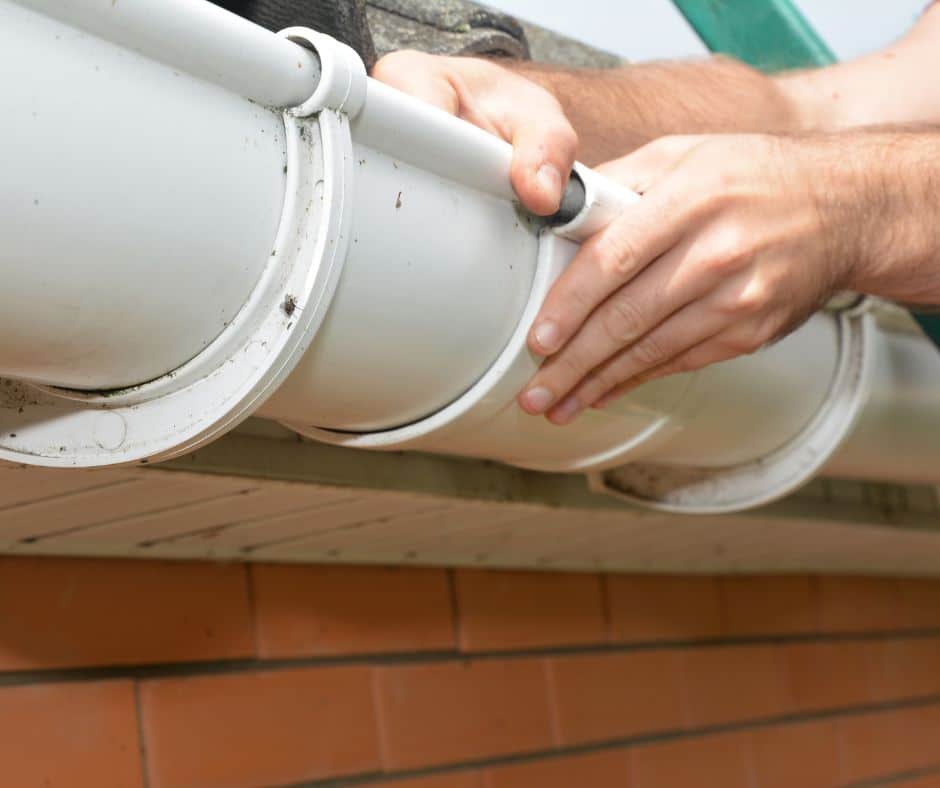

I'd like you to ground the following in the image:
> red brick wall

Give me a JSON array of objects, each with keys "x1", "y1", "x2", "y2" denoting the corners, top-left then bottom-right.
[{"x1": 1, "y1": 557, "x2": 940, "y2": 787}]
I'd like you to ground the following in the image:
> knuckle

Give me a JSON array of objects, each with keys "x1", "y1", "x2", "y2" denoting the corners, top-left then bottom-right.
[
  {"x1": 561, "y1": 281, "x2": 596, "y2": 316},
  {"x1": 630, "y1": 335, "x2": 667, "y2": 368},
  {"x1": 602, "y1": 295, "x2": 645, "y2": 344},
  {"x1": 717, "y1": 277, "x2": 772, "y2": 318},
  {"x1": 555, "y1": 349, "x2": 589, "y2": 382},
  {"x1": 701, "y1": 229, "x2": 751, "y2": 277},
  {"x1": 736, "y1": 278, "x2": 773, "y2": 314},
  {"x1": 592, "y1": 232, "x2": 640, "y2": 280},
  {"x1": 701, "y1": 252, "x2": 743, "y2": 279},
  {"x1": 720, "y1": 332, "x2": 760, "y2": 355}
]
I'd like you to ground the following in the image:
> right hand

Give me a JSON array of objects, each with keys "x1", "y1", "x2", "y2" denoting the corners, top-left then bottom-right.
[{"x1": 372, "y1": 50, "x2": 578, "y2": 215}]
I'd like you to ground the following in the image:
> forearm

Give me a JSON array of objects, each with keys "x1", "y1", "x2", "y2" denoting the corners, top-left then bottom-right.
[
  {"x1": 505, "y1": 4, "x2": 940, "y2": 165},
  {"x1": 778, "y1": 5, "x2": 940, "y2": 133},
  {"x1": 508, "y1": 57, "x2": 801, "y2": 164},
  {"x1": 818, "y1": 130, "x2": 940, "y2": 304}
]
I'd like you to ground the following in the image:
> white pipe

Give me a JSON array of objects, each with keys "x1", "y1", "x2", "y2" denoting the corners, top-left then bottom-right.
[
  {"x1": 256, "y1": 138, "x2": 543, "y2": 430},
  {"x1": 351, "y1": 81, "x2": 640, "y2": 241},
  {"x1": 1, "y1": 7, "x2": 939, "y2": 516},
  {"x1": 15, "y1": 0, "x2": 320, "y2": 107},
  {"x1": 0, "y1": 0, "x2": 286, "y2": 388}
]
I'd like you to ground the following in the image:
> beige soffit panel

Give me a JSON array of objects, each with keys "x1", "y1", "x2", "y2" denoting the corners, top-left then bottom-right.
[{"x1": 0, "y1": 421, "x2": 938, "y2": 575}]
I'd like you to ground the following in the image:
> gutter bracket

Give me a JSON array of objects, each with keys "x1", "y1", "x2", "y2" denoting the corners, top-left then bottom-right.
[{"x1": 279, "y1": 27, "x2": 367, "y2": 117}]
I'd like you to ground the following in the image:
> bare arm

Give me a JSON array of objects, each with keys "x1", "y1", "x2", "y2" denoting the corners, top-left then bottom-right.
[
  {"x1": 506, "y1": 57, "x2": 800, "y2": 164},
  {"x1": 373, "y1": 4, "x2": 940, "y2": 204},
  {"x1": 779, "y1": 5, "x2": 940, "y2": 131},
  {"x1": 512, "y1": 4, "x2": 940, "y2": 160}
]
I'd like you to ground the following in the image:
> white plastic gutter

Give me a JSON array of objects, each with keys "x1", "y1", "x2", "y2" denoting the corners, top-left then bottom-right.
[{"x1": 0, "y1": 0, "x2": 937, "y2": 514}]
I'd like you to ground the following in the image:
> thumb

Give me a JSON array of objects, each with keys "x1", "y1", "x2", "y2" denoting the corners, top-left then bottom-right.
[{"x1": 509, "y1": 111, "x2": 579, "y2": 216}]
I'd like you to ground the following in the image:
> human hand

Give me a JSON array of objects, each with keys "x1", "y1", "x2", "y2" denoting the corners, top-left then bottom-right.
[
  {"x1": 518, "y1": 133, "x2": 860, "y2": 424},
  {"x1": 372, "y1": 50, "x2": 577, "y2": 215}
]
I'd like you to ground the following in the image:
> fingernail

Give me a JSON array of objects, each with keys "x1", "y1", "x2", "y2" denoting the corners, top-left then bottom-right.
[
  {"x1": 521, "y1": 385, "x2": 554, "y2": 414},
  {"x1": 533, "y1": 321, "x2": 561, "y2": 354},
  {"x1": 550, "y1": 395, "x2": 581, "y2": 425},
  {"x1": 536, "y1": 164, "x2": 562, "y2": 203}
]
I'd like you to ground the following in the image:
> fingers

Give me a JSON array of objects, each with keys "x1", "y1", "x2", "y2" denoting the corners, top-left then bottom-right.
[
  {"x1": 527, "y1": 187, "x2": 688, "y2": 357},
  {"x1": 544, "y1": 290, "x2": 738, "y2": 423},
  {"x1": 592, "y1": 332, "x2": 748, "y2": 410},
  {"x1": 375, "y1": 51, "x2": 578, "y2": 216},
  {"x1": 519, "y1": 235, "x2": 716, "y2": 417},
  {"x1": 508, "y1": 112, "x2": 578, "y2": 216}
]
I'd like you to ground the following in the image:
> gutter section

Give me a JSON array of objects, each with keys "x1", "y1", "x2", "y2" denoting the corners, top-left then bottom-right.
[{"x1": 0, "y1": 0, "x2": 937, "y2": 516}]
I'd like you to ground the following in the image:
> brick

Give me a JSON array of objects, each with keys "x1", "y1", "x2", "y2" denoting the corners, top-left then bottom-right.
[
  {"x1": 374, "y1": 658, "x2": 553, "y2": 769},
  {"x1": 870, "y1": 637, "x2": 940, "y2": 701},
  {"x1": 140, "y1": 666, "x2": 379, "y2": 787},
  {"x1": 751, "y1": 720, "x2": 840, "y2": 788},
  {"x1": 454, "y1": 569, "x2": 606, "y2": 652},
  {"x1": 253, "y1": 564, "x2": 454, "y2": 658},
  {"x1": 385, "y1": 775, "x2": 484, "y2": 788},
  {"x1": 817, "y1": 576, "x2": 901, "y2": 633},
  {"x1": 836, "y1": 708, "x2": 917, "y2": 783},
  {"x1": 680, "y1": 644, "x2": 794, "y2": 727},
  {"x1": 629, "y1": 731, "x2": 754, "y2": 788},
  {"x1": 898, "y1": 704, "x2": 940, "y2": 771},
  {"x1": 891, "y1": 777, "x2": 940, "y2": 788},
  {"x1": 719, "y1": 575, "x2": 816, "y2": 636},
  {"x1": 896, "y1": 579, "x2": 940, "y2": 629},
  {"x1": 786, "y1": 641, "x2": 875, "y2": 711},
  {"x1": 485, "y1": 750, "x2": 631, "y2": 788},
  {"x1": 606, "y1": 575, "x2": 722, "y2": 643},
  {"x1": 0, "y1": 681, "x2": 142, "y2": 788},
  {"x1": 549, "y1": 651, "x2": 684, "y2": 745},
  {"x1": 0, "y1": 557, "x2": 253, "y2": 670}
]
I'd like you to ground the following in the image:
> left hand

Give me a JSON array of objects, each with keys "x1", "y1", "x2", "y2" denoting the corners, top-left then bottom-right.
[{"x1": 518, "y1": 133, "x2": 858, "y2": 424}]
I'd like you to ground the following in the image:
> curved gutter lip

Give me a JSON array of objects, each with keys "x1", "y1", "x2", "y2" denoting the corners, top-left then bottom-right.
[
  {"x1": 290, "y1": 230, "x2": 686, "y2": 467},
  {"x1": 0, "y1": 110, "x2": 353, "y2": 468},
  {"x1": 591, "y1": 310, "x2": 876, "y2": 514}
]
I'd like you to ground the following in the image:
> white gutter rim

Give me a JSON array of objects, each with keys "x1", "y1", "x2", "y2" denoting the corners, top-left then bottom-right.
[
  {"x1": 0, "y1": 109, "x2": 351, "y2": 467},
  {"x1": 589, "y1": 309, "x2": 876, "y2": 514},
  {"x1": 288, "y1": 231, "x2": 690, "y2": 462}
]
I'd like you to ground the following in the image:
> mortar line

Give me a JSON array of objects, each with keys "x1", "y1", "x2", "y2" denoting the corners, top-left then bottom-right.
[
  {"x1": 1, "y1": 627, "x2": 940, "y2": 687},
  {"x1": 277, "y1": 695, "x2": 940, "y2": 787}
]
